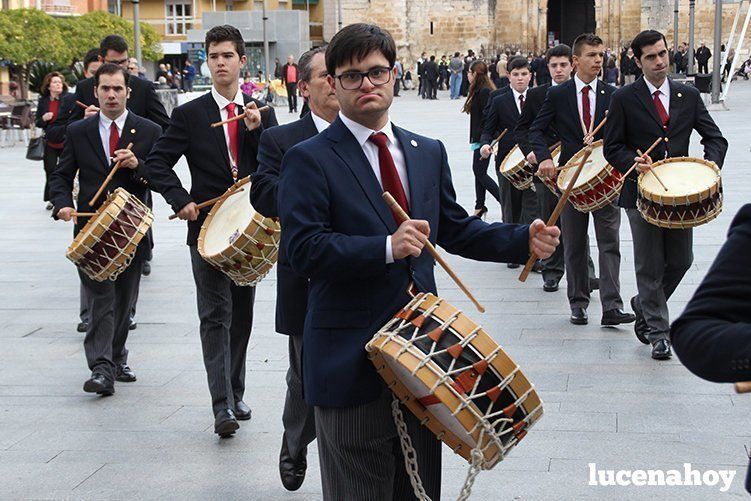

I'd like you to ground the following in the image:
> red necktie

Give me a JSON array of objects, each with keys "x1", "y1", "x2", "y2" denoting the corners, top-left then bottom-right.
[
  {"x1": 581, "y1": 85, "x2": 592, "y2": 132},
  {"x1": 226, "y1": 103, "x2": 240, "y2": 179},
  {"x1": 518, "y1": 94, "x2": 524, "y2": 112},
  {"x1": 652, "y1": 90, "x2": 670, "y2": 128},
  {"x1": 369, "y1": 132, "x2": 409, "y2": 220},
  {"x1": 109, "y1": 122, "x2": 119, "y2": 158}
]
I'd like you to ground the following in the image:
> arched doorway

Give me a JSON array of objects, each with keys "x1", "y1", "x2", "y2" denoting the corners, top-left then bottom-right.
[{"x1": 547, "y1": 0, "x2": 596, "y2": 47}]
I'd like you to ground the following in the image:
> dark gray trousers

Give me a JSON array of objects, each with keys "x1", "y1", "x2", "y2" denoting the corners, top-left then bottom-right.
[
  {"x1": 282, "y1": 333, "x2": 316, "y2": 458},
  {"x1": 315, "y1": 390, "x2": 442, "y2": 501},
  {"x1": 189, "y1": 246, "x2": 255, "y2": 415},
  {"x1": 79, "y1": 254, "x2": 143, "y2": 382},
  {"x1": 496, "y1": 170, "x2": 537, "y2": 224},
  {"x1": 626, "y1": 209, "x2": 693, "y2": 341},
  {"x1": 561, "y1": 202, "x2": 623, "y2": 311}
]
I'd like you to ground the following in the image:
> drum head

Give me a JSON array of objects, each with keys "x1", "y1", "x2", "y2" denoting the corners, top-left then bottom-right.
[
  {"x1": 640, "y1": 159, "x2": 719, "y2": 198},
  {"x1": 202, "y1": 185, "x2": 257, "y2": 257},
  {"x1": 557, "y1": 142, "x2": 608, "y2": 190},
  {"x1": 500, "y1": 145, "x2": 526, "y2": 174}
]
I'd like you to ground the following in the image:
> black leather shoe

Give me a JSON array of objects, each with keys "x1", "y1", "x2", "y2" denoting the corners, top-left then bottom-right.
[
  {"x1": 279, "y1": 433, "x2": 307, "y2": 491},
  {"x1": 531, "y1": 261, "x2": 544, "y2": 273},
  {"x1": 142, "y1": 261, "x2": 151, "y2": 276},
  {"x1": 83, "y1": 373, "x2": 114, "y2": 395},
  {"x1": 507, "y1": 263, "x2": 520, "y2": 269},
  {"x1": 570, "y1": 307, "x2": 588, "y2": 325},
  {"x1": 115, "y1": 363, "x2": 136, "y2": 382},
  {"x1": 589, "y1": 278, "x2": 600, "y2": 292},
  {"x1": 214, "y1": 409, "x2": 239, "y2": 438},
  {"x1": 77, "y1": 322, "x2": 88, "y2": 333},
  {"x1": 630, "y1": 297, "x2": 650, "y2": 345},
  {"x1": 129, "y1": 319, "x2": 137, "y2": 330},
  {"x1": 234, "y1": 400, "x2": 251, "y2": 421},
  {"x1": 543, "y1": 279, "x2": 559, "y2": 292},
  {"x1": 601, "y1": 308, "x2": 636, "y2": 326},
  {"x1": 651, "y1": 339, "x2": 672, "y2": 360}
]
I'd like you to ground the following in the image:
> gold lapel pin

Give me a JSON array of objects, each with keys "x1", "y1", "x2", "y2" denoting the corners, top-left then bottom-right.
[
  {"x1": 130, "y1": 128, "x2": 136, "y2": 134},
  {"x1": 677, "y1": 93, "x2": 682, "y2": 98},
  {"x1": 600, "y1": 90, "x2": 605, "y2": 94},
  {"x1": 410, "y1": 139, "x2": 418, "y2": 147}
]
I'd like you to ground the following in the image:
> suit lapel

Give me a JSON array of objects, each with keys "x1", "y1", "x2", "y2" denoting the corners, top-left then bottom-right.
[
  {"x1": 203, "y1": 94, "x2": 232, "y2": 172},
  {"x1": 118, "y1": 113, "x2": 137, "y2": 153},
  {"x1": 392, "y1": 125, "x2": 425, "y2": 222},
  {"x1": 328, "y1": 119, "x2": 396, "y2": 233},
  {"x1": 86, "y1": 115, "x2": 109, "y2": 170},
  {"x1": 594, "y1": 80, "x2": 607, "y2": 125},
  {"x1": 566, "y1": 80, "x2": 580, "y2": 129},
  {"x1": 633, "y1": 77, "x2": 665, "y2": 130},
  {"x1": 666, "y1": 79, "x2": 685, "y2": 134},
  {"x1": 301, "y1": 112, "x2": 318, "y2": 140},
  {"x1": 238, "y1": 94, "x2": 252, "y2": 165}
]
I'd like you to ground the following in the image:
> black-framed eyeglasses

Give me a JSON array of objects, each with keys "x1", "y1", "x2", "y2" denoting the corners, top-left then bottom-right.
[{"x1": 335, "y1": 66, "x2": 393, "y2": 90}]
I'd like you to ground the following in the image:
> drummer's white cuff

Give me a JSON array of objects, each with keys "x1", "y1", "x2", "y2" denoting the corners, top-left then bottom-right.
[{"x1": 386, "y1": 236, "x2": 394, "y2": 264}]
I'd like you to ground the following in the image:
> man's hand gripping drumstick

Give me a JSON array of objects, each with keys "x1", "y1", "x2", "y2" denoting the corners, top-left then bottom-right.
[{"x1": 383, "y1": 192, "x2": 487, "y2": 313}]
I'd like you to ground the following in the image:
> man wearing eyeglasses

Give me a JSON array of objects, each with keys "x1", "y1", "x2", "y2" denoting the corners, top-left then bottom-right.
[{"x1": 278, "y1": 23, "x2": 561, "y2": 500}]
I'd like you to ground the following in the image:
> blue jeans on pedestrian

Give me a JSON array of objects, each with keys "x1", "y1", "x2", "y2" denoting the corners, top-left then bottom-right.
[{"x1": 449, "y1": 73, "x2": 462, "y2": 99}]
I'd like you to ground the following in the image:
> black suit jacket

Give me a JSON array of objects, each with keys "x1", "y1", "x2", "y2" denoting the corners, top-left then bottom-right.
[
  {"x1": 145, "y1": 91, "x2": 278, "y2": 245},
  {"x1": 530, "y1": 78, "x2": 613, "y2": 167},
  {"x1": 251, "y1": 112, "x2": 319, "y2": 336},
  {"x1": 603, "y1": 77, "x2": 727, "y2": 208},
  {"x1": 515, "y1": 83, "x2": 556, "y2": 156},
  {"x1": 424, "y1": 61, "x2": 439, "y2": 80},
  {"x1": 48, "y1": 112, "x2": 161, "y2": 236},
  {"x1": 480, "y1": 87, "x2": 522, "y2": 165},
  {"x1": 67, "y1": 75, "x2": 170, "y2": 130}
]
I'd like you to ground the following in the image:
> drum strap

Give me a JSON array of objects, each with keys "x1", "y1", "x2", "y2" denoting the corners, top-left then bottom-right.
[{"x1": 391, "y1": 394, "x2": 486, "y2": 501}]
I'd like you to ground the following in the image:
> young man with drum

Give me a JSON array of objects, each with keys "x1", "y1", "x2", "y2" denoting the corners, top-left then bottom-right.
[
  {"x1": 251, "y1": 45, "x2": 338, "y2": 491},
  {"x1": 49, "y1": 63, "x2": 162, "y2": 395},
  {"x1": 277, "y1": 23, "x2": 561, "y2": 500},
  {"x1": 604, "y1": 30, "x2": 727, "y2": 360},
  {"x1": 145, "y1": 25, "x2": 278, "y2": 437},
  {"x1": 530, "y1": 33, "x2": 635, "y2": 327}
]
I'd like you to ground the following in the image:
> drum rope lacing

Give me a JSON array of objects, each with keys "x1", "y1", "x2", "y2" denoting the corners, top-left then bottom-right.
[{"x1": 219, "y1": 216, "x2": 279, "y2": 286}]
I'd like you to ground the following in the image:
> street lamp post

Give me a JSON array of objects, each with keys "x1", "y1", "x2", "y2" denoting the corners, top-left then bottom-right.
[
  {"x1": 688, "y1": 0, "x2": 696, "y2": 74},
  {"x1": 132, "y1": 0, "x2": 142, "y2": 67},
  {"x1": 262, "y1": 0, "x2": 270, "y2": 84},
  {"x1": 674, "y1": 0, "x2": 679, "y2": 55},
  {"x1": 712, "y1": 0, "x2": 723, "y2": 103}
]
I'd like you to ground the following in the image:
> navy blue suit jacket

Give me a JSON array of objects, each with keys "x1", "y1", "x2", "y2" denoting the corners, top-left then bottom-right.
[
  {"x1": 251, "y1": 112, "x2": 319, "y2": 336},
  {"x1": 278, "y1": 117, "x2": 531, "y2": 408},
  {"x1": 480, "y1": 88, "x2": 521, "y2": 165}
]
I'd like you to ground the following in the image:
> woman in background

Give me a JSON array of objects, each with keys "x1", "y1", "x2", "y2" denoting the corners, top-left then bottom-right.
[{"x1": 35, "y1": 71, "x2": 69, "y2": 210}]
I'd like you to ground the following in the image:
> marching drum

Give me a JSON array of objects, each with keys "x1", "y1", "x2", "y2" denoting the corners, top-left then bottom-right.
[
  {"x1": 541, "y1": 144, "x2": 562, "y2": 195},
  {"x1": 66, "y1": 188, "x2": 153, "y2": 282},
  {"x1": 637, "y1": 157, "x2": 722, "y2": 229},
  {"x1": 556, "y1": 140, "x2": 622, "y2": 213},
  {"x1": 197, "y1": 177, "x2": 281, "y2": 286},
  {"x1": 366, "y1": 292, "x2": 543, "y2": 469},
  {"x1": 499, "y1": 145, "x2": 535, "y2": 191}
]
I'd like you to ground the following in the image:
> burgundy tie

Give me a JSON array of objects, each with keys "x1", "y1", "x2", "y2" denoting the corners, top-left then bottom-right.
[
  {"x1": 368, "y1": 132, "x2": 409, "y2": 220},
  {"x1": 652, "y1": 90, "x2": 670, "y2": 128},
  {"x1": 109, "y1": 122, "x2": 119, "y2": 158},
  {"x1": 581, "y1": 85, "x2": 592, "y2": 132},
  {"x1": 518, "y1": 94, "x2": 524, "y2": 112}
]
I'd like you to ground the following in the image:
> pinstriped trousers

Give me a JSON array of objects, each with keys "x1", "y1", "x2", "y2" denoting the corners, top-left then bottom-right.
[
  {"x1": 189, "y1": 246, "x2": 255, "y2": 415},
  {"x1": 315, "y1": 390, "x2": 442, "y2": 501}
]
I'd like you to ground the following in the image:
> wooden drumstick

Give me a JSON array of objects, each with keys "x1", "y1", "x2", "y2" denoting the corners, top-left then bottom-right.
[
  {"x1": 70, "y1": 212, "x2": 97, "y2": 217},
  {"x1": 519, "y1": 147, "x2": 593, "y2": 282},
  {"x1": 382, "y1": 192, "x2": 486, "y2": 314},
  {"x1": 168, "y1": 188, "x2": 244, "y2": 220},
  {"x1": 89, "y1": 143, "x2": 134, "y2": 206},
  {"x1": 617, "y1": 138, "x2": 664, "y2": 183},
  {"x1": 583, "y1": 113, "x2": 607, "y2": 142},
  {"x1": 734, "y1": 382, "x2": 751, "y2": 394},
  {"x1": 211, "y1": 106, "x2": 270, "y2": 128},
  {"x1": 556, "y1": 159, "x2": 593, "y2": 172},
  {"x1": 75, "y1": 100, "x2": 90, "y2": 110},
  {"x1": 489, "y1": 128, "x2": 508, "y2": 150},
  {"x1": 635, "y1": 148, "x2": 670, "y2": 192}
]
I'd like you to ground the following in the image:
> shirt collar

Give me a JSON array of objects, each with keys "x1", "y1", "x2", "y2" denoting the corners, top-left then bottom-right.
[
  {"x1": 99, "y1": 109, "x2": 128, "y2": 130},
  {"x1": 574, "y1": 73, "x2": 597, "y2": 93},
  {"x1": 644, "y1": 77, "x2": 670, "y2": 97},
  {"x1": 211, "y1": 86, "x2": 245, "y2": 111},
  {"x1": 310, "y1": 112, "x2": 331, "y2": 133},
  {"x1": 512, "y1": 88, "x2": 527, "y2": 101},
  {"x1": 339, "y1": 111, "x2": 396, "y2": 148}
]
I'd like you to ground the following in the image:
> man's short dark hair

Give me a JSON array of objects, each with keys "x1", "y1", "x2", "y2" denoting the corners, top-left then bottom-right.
[
  {"x1": 99, "y1": 35, "x2": 129, "y2": 57},
  {"x1": 507, "y1": 55, "x2": 530, "y2": 73},
  {"x1": 205, "y1": 25, "x2": 245, "y2": 57},
  {"x1": 573, "y1": 33, "x2": 604, "y2": 56},
  {"x1": 430, "y1": 55, "x2": 435, "y2": 61},
  {"x1": 325, "y1": 23, "x2": 396, "y2": 76},
  {"x1": 546, "y1": 44, "x2": 572, "y2": 62},
  {"x1": 94, "y1": 62, "x2": 130, "y2": 87},
  {"x1": 454, "y1": 52, "x2": 460, "y2": 58},
  {"x1": 83, "y1": 48, "x2": 100, "y2": 72},
  {"x1": 298, "y1": 45, "x2": 327, "y2": 82},
  {"x1": 631, "y1": 30, "x2": 668, "y2": 60}
]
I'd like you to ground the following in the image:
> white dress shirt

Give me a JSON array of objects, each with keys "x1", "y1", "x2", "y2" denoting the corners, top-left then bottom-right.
[
  {"x1": 574, "y1": 74, "x2": 597, "y2": 132},
  {"x1": 338, "y1": 111, "x2": 410, "y2": 264},
  {"x1": 644, "y1": 77, "x2": 671, "y2": 117},
  {"x1": 211, "y1": 86, "x2": 245, "y2": 165},
  {"x1": 310, "y1": 111, "x2": 331, "y2": 133},
  {"x1": 512, "y1": 88, "x2": 527, "y2": 114},
  {"x1": 98, "y1": 110, "x2": 128, "y2": 161}
]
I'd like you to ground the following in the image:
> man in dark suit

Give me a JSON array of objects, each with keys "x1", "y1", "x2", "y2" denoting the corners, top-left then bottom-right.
[
  {"x1": 604, "y1": 30, "x2": 727, "y2": 359},
  {"x1": 695, "y1": 42, "x2": 712, "y2": 74},
  {"x1": 145, "y1": 25, "x2": 278, "y2": 438},
  {"x1": 49, "y1": 64, "x2": 162, "y2": 396},
  {"x1": 423, "y1": 55, "x2": 439, "y2": 99},
  {"x1": 480, "y1": 57, "x2": 538, "y2": 256},
  {"x1": 251, "y1": 45, "x2": 338, "y2": 492},
  {"x1": 278, "y1": 23, "x2": 560, "y2": 500},
  {"x1": 531, "y1": 33, "x2": 635, "y2": 327},
  {"x1": 515, "y1": 44, "x2": 598, "y2": 293}
]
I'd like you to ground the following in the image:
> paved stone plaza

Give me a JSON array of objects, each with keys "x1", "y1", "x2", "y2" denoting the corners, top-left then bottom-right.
[{"x1": 1, "y1": 83, "x2": 751, "y2": 500}]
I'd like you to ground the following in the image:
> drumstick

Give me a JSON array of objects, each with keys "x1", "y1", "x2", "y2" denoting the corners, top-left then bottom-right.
[
  {"x1": 382, "y1": 192, "x2": 486, "y2": 314},
  {"x1": 556, "y1": 160, "x2": 593, "y2": 172},
  {"x1": 636, "y1": 148, "x2": 670, "y2": 192},
  {"x1": 617, "y1": 138, "x2": 665, "y2": 183},
  {"x1": 489, "y1": 128, "x2": 508, "y2": 150},
  {"x1": 168, "y1": 188, "x2": 244, "y2": 220},
  {"x1": 210, "y1": 106, "x2": 270, "y2": 128},
  {"x1": 734, "y1": 382, "x2": 751, "y2": 394},
  {"x1": 70, "y1": 212, "x2": 97, "y2": 217},
  {"x1": 75, "y1": 100, "x2": 91, "y2": 110},
  {"x1": 583, "y1": 113, "x2": 607, "y2": 142},
  {"x1": 89, "y1": 143, "x2": 134, "y2": 206},
  {"x1": 519, "y1": 147, "x2": 593, "y2": 282}
]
